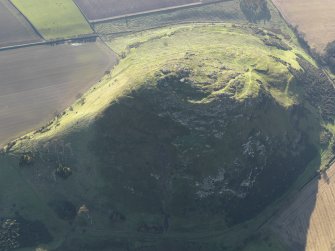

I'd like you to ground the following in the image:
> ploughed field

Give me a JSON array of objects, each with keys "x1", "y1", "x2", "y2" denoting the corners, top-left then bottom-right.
[
  {"x1": 272, "y1": 0, "x2": 335, "y2": 52},
  {"x1": 273, "y1": 163, "x2": 335, "y2": 251},
  {"x1": 0, "y1": 0, "x2": 41, "y2": 47},
  {"x1": 74, "y1": 0, "x2": 200, "y2": 21},
  {"x1": 94, "y1": 0, "x2": 246, "y2": 35},
  {"x1": 0, "y1": 40, "x2": 116, "y2": 145}
]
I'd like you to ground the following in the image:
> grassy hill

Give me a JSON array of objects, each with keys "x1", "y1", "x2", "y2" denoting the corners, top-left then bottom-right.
[
  {"x1": 94, "y1": 0, "x2": 295, "y2": 41},
  {"x1": 11, "y1": 0, "x2": 92, "y2": 40},
  {"x1": 1, "y1": 23, "x2": 335, "y2": 251}
]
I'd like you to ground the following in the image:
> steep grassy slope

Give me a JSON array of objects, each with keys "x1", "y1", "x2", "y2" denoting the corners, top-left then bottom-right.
[
  {"x1": 1, "y1": 24, "x2": 335, "y2": 251},
  {"x1": 11, "y1": 0, "x2": 92, "y2": 40}
]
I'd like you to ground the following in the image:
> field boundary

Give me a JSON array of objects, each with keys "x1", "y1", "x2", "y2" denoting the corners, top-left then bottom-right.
[
  {"x1": 90, "y1": 0, "x2": 233, "y2": 24},
  {"x1": 0, "y1": 34, "x2": 98, "y2": 52},
  {"x1": 8, "y1": 0, "x2": 44, "y2": 40},
  {"x1": 72, "y1": 0, "x2": 94, "y2": 30},
  {"x1": 98, "y1": 20, "x2": 240, "y2": 37}
]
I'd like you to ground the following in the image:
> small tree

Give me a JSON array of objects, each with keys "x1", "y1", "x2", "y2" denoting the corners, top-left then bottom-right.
[
  {"x1": 325, "y1": 41, "x2": 335, "y2": 73},
  {"x1": 55, "y1": 164, "x2": 72, "y2": 179},
  {"x1": 19, "y1": 153, "x2": 34, "y2": 167},
  {"x1": 240, "y1": 0, "x2": 271, "y2": 23}
]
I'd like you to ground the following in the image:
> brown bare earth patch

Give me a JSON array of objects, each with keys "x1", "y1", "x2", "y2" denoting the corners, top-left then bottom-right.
[
  {"x1": 74, "y1": 0, "x2": 200, "y2": 21},
  {"x1": 0, "y1": 0, "x2": 41, "y2": 47},
  {"x1": 272, "y1": 0, "x2": 335, "y2": 52},
  {"x1": 272, "y1": 163, "x2": 335, "y2": 251},
  {"x1": 0, "y1": 40, "x2": 117, "y2": 146}
]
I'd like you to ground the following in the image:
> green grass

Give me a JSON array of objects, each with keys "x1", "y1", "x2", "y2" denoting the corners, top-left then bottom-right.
[
  {"x1": 94, "y1": 0, "x2": 245, "y2": 34},
  {"x1": 106, "y1": 23, "x2": 312, "y2": 105},
  {"x1": 3, "y1": 23, "x2": 331, "y2": 251},
  {"x1": 95, "y1": 0, "x2": 297, "y2": 46},
  {"x1": 9, "y1": 23, "x2": 313, "y2": 149},
  {"x1": 0, "y1": 155, "x2": 68, "y2": 250},
  {"x1": 11, "y1": 0, "x2": 92, "y2": 40}
]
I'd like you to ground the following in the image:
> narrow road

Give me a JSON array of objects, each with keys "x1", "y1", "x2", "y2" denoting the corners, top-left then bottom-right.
[{"x1": 0, "y1": 34, "x2": 98, "y2": 52}]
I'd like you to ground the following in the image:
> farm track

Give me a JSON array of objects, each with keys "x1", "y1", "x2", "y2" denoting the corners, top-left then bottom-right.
[
  {"x1": 0, "y1": 34, "x2": 98, "y2": 52},
  {"x1": 0, "y1": 39, "x2": 117, "y2": 146}
]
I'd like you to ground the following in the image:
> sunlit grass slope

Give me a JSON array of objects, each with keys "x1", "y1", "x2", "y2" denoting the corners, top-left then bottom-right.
[
  {"x1": 10, "y1": 23, "x2": 314, "y2": 149},
  {"x1": 11, "y1": 0, "x2": 92, "y2": 40}
]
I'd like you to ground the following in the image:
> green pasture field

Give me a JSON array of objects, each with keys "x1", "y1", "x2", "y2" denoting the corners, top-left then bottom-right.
[{"x1": 11, "y1": 0, "x2": 92, "y2": 40}]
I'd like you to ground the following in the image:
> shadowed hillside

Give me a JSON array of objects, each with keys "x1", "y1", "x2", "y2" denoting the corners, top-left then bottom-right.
[{"x1": 1, "y1": 23, "x2": 334, "y2": 251}]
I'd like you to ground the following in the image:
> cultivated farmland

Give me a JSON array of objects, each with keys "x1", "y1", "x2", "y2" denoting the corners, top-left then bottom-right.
[
  {"x1": 0, "y1": 0, "x2": 41, "y2": 47},
  {"x1": 272, "y1": 0, "x2": 335, "y2": 52},
  {"x1": 11, "y1": 0, "x2": 93, "y2": 40},
  {"x1": 74, "y1": 0, "x2": 200, "y2": 21},
  {"x1": 94, "y1": 1, "x2": 246, "y2": 34},
  {"x1": 0, "y1": 40, "x2": 117, "y2": 145},
  {"x1": 94, "y1": 0, "x2": 294, "y2": 41},
  {"x1": 272, "y1": 163, "x2": 335, "y2": 251}
]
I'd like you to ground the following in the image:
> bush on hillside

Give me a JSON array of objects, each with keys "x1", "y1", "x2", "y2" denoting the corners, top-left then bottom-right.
[
  {"x1": 19, "y1": 153, "x2": 34, "y2": 167},
  {"x1": 325, "y1": 41, "x2": 335, "y2": 73},
  {"x1": 240, "y1": 0, "x2": 271, "y2": 23},
  {"x1": 55, "y1": 165, "x2": 72, "y2": 179}
]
